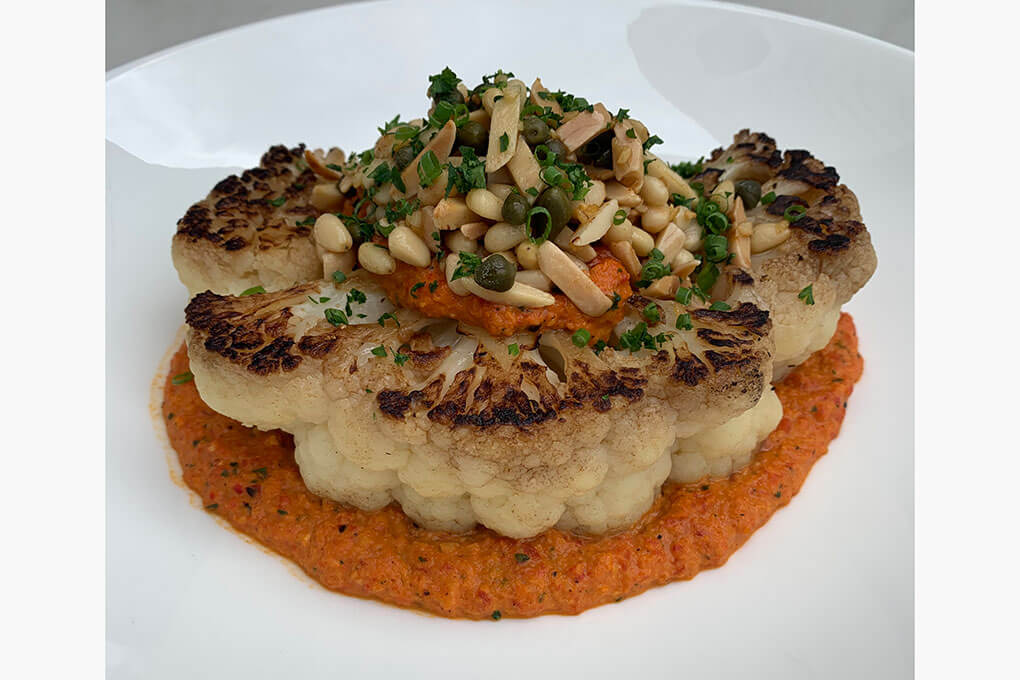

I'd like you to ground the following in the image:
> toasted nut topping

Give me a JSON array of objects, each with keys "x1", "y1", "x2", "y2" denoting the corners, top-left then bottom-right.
[
  {"x1": 357, "y1": 242, "x2": 396, "y2": 275},
  {"x1": 310, "y1": 182, "x2": 347, "y2": 212},
  {"x1": 313, "y1": 214, "x2": 353, "y2": 253},
  {"x1": 572, "y1": 199, "x2": 619, "y2": 246},
  {"x1": 537, "y1": 241, "x2": 611, "y2": 316},
  {"x1": 609, "y1": 240, "x2": 642, "y2": 280},
  {"x1": 463, "y1": 278, "x2": 555, "y2": 307},
  {"x1": 750, "y1": 221, "x2": 791, "y2": 253},
  {"x1": 388, "y1": 226, "x2": 432, "y2": 268}
]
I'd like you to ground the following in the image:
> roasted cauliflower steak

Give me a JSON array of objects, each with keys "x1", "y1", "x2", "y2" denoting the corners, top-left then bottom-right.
[{"x1": 183, "y1": 272, "x2": 774, "y2": 537}]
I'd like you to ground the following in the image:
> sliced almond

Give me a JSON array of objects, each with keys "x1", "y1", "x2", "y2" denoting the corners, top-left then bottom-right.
[
  {"x1": 486, "y1": 90, "x2": 522, "y2": 173},
  {"x1": 608, "y1": 240, "x2": 642, "y2": 280},
  {"x1": 463, "y1": 278, "x2": 555, "y2": 308},
  {"x1": 556, "y1": 103, "x2": 612, "y2": 152},
  {"x1": 400, "y1": 120, "x2": 457, "y2": 196},
  {"x1": 530, "y1": 78, "x2": 563, "y2": 116},
  {"x1": 507, "y1": 134, "x2": 542, "y2": 197},
  {"x1": 572, "y1": 199, "x2": 619, "y2": 246},
  {"x1": 537, "y1": 242, "x2": 611, "y2": 316},
  {"x1": 304, "y1": 147, "x2": 344, "y2": 180},
  {"x1": 644, "y1": 275, "x2": 680, "y2": 300}
]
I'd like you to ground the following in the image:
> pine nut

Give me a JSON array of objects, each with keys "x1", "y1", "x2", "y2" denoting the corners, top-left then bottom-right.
[
  {"x1": 640, "y1": 176, "x2": 669, "y2": 206},
  {"x1": 322, "y1": 250, "x2": 356, "y2": 279},
  {"x1": 515, "y1": 241, "x2": 540, "y2": 270},
  {"x1": 671, "y1": 249, "x2": 698, "y2": 278},
  {"x1": 357, "y1": 242, "x2": 396, "y2": 275},
  {"x1": 641, "y1": 205, "x2": 672, "y2": 233},
  {"x1": 515, "y1": 269, "x2": 552, "y2": 291},
  {"x1": 433, "y1": 197, "x2": 480, "y2": 229},
  {"x1": 387, "y1": 226, "x2": 432, "y2": 267},
  {"x1": 466, "y1": 187, "x2": 505, "y2": 221},
  {"x1": 313, "y1": 213, "x2": 353, "y2": 253},
  {"x1": 310, "y1": 182, "x2": 347, "y2": 212},
  {"x1": 654, "y1": 223, "x2": 687, "y2": 263},
  {"x1": 630, "y1": 227, "x2": 655, "y2": 256},
  {"x1": 444, "y1": 230, "x2": 478, "y2": 254},
  {"x1": 460, "y1": 221, "x2": 490, "y2": 240},
  {"x1": 484, "y1": 222, "x2": 527, "y2": 252},
  {"x1": 603, "y1": 217, "x2": 633, "y2": 243}
]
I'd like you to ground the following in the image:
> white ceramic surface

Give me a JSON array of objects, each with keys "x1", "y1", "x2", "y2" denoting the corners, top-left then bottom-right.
[{"x1": 106, "y1": 1, "x2": 913, "y2": 677}]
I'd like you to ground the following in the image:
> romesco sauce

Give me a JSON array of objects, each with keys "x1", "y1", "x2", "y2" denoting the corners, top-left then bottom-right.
[
  {"x1": 371, "y1": 251, "x2": 632, "y2": 340},
  {"x1": 161, "y1": 314, "x2": 863, "y2": 619}
]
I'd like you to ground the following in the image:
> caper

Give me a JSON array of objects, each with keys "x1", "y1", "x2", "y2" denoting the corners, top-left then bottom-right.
[
  {"x1": 522, "y1": 116, "x2": 550, "y2": 145},
  {"x1": 501, "y1": 192, "x2": 529, "y2": 225},
  {"x1": 456, "y1": 120, "x2": 487, "y2": 153},
  {"x1": 734, "y1": 179, "x2": 762, "y2": 210},
  {"x1": 544, "y1": 138, "x2": 568, "y2": 161},
  {"x1": 392, "y1": 145, "x2": 416, "y2": 170},
  {"x1": 535, "y1": 186, "x2": 571, "y2": 240},
  {"x1": 474, "y1": 254, "x2": 516, "y2": 292}
]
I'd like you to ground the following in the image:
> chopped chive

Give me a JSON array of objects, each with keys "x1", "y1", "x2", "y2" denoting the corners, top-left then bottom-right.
[
  {"x1": 572, "y1": 329, "x2": 591, "y2": 347},
  {"x1": 239, "y1": 286, "x2": 265, "y2": 296},
  {"x1": 171, "y1": 371, "x2": 194, "y2": 385}
]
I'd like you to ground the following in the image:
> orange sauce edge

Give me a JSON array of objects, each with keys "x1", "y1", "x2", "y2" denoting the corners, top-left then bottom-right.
[{"x1": 162, "y1": 313, "x2": 863, "y2": 619}]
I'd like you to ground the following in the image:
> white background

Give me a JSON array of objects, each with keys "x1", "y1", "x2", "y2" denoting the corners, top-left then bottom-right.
[{"x1": 5, "y1": 1, "x2": 1020, "y2": 679}]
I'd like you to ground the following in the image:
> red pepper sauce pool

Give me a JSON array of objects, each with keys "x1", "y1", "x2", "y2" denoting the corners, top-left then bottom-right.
[{"x1": 161, "y1": 314, "x2": 863, "y2": 619}]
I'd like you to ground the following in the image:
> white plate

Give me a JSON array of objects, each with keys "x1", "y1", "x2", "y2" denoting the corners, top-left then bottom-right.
[{"x1": 106, "y1": 1, "x2": 913, "y2": 677}]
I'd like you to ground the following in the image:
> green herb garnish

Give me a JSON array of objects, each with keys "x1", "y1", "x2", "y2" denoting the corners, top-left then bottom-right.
[
  {"x1": 171, "y1": 371, "x2": 194, "y2": 385},
  {"x1": 798, "y1": 284, "x2": 815, "y2": 305},
  {"x1": 240, "y1": 286, "x2": 265, "y2": 296},
  {"x1": 324, "y1": 308, "x2": 349, "y2": 326},
  {"x1": 572, "y1": 329, "x2": 592, "y2": 347}
]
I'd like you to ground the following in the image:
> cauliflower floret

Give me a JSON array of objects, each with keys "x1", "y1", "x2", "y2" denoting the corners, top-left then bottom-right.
[{"x1": 670, "y1": 387, "x2": 783, "y2": 483}]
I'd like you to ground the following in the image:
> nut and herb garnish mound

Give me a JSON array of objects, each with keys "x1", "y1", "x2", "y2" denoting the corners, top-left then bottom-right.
[{"x1": 162, "y1": 314, "x2": 862, "y2": 619}]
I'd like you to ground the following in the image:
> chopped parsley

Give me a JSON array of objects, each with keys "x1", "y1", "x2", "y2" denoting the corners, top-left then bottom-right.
[
  {"x1": 798, "y1": 284, "x2": 815, "y2": 305},
  {"x1": 370, "y1": 345, "x2": 387, "y2": 358},
  {"x1": 572, "y1": 329, "x2": 592, "y2": 347},
  {"x1": 709, "y1": 301, "x2": 731, "y2": 311},
  {"x1": 508, "y1": 343, "x2": 520, "y2": 357},
  {"x1": 324, "y1": 308, "x2": 349, "y2": 326},
  {"x1": 451, "y1": 252, "x2": 482, "y2": 280},
  {"x1": 491, "y1": 610, "x2": 502, "y2": 621},
  {"x1": 642, "y1": 134, "x2": 663, "y2": 151},
  {"x1": 331, "y1": 271, "x2": 347, "y2": 284},
  {"x1": 409, "y1": 282, "x2": 425, "y2": 298},
  {"x1": 377, "y1": 312, "x2": 399, "y2": 327},
  {"x1": 617, "y1": 322, "x2": 670, "y2": 353},
  {"x1": 669, "y1": 157, "x2": 705, "y2": 179},
  {"x1": 675, "y1": 313, "x2": 693, "y2": 331},
  {"x1": 426, "y1": 67, "x2": 460, "y2": 100},
  {"x1": 626, "y1": 127, "x2": 637, "y2": 139},
  {"x1": 592, "y1": 340, "x2": 607, "y2": 355},
  {"x1": 393, "y1": 351, "x2": 410, "y2": 366},
  {"x1": 171, "y1": 371, "x2": 194, "y2": 385},
  {"x1": 428, "y1": 281, "x2": 439, "y2": 293},
  {"x1": 499, "y1": 132, "x2": 510, "y2": 152},
  {"x1": 445, "y1": 147, "x2": 487, "y2": 194},
  {"x1": 239, "y1": 286, "x2": 265, "y2": 296},
  {"x1": 348, "y1": 289, "x2": 367, "y2": 305},
  {"x1": 514, "y1": 553, "x2": 531, "y2": 563},
  {"x1": 417, "y1": 150, "x2": 442, "y2": 187},
  {"x1": 267, "y1": 196, "x2": 286, "y2": 207},
  {"x1": 296, "y1": 216, "x2": 316, "y2": 227}
]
